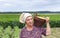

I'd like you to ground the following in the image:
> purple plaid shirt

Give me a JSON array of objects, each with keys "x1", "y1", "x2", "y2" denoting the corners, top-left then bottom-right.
[{"x1": 20, "y1": 26, "x2": 46, "y2": 38}]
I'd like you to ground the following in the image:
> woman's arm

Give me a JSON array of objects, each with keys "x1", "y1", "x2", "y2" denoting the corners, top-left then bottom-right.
[
  {"x1": 34, "y1": 16, "x2": 51, "y2": 36},
  {"x1": 45, "y1": 17, "x2": 51, "y2": 36}
]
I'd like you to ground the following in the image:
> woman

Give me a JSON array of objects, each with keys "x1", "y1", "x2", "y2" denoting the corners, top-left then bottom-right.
[{"x1": 20, "y1": 13, "x2": 51, "y2": 38}]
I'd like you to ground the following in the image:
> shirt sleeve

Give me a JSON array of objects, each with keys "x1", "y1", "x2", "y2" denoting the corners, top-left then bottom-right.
[
  {"x1": 39, "y1": 27, "x2": 46, "y2": 36},
  {"x1": 20, "y1": 28, "x2": 26, "y2": 38},
  {"x1": 20, "y1": 29, "x2": 25, "y2": 38},
  {"x1": 41, "y1": 28, "x2": 46, "y2": 36}
]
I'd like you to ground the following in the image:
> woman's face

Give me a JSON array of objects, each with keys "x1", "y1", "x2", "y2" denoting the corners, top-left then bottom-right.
[{"x1": 25, "y1": 16, "x2": 33, "y2": 26}]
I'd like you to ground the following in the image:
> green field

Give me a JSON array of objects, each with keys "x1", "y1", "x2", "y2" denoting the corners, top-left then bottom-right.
[
  {"x1": 0, "y1": 14, "x2": 60, "y2": 22},
  {"x1": 0, "y1": 14, "x2": 19, "y2": 22},
  {"x1": 0, "y1": 13, "x2": 60, "y2": 38}
]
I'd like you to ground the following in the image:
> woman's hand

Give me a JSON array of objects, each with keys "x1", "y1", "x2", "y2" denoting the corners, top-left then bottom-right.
[{"x1": 45, "y1": 17, "x2": 49, "y2": 23}]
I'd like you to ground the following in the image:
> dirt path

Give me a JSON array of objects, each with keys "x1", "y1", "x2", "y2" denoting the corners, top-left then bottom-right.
[{"x1": 43, "y1": 28, "x2": 60, "y2": 38}]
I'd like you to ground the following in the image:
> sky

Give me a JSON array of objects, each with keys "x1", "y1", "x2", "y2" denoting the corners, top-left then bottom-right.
[{"x1": 0, "y1": 0, "x2": 60, "y2": 12}]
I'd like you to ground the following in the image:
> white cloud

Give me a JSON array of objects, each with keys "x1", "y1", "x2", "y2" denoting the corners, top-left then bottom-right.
[
  {"x1": 0, "y1": 0, "x2": 60, "y2": 11},
  {"x1": 3, "y1": 3, "x2": 12, "y2": 7}
]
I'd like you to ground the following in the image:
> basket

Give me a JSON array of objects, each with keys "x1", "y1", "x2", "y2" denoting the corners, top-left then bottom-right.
[{"x1": 34, "y1": 16, "x2": 46, "y2": 27}]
